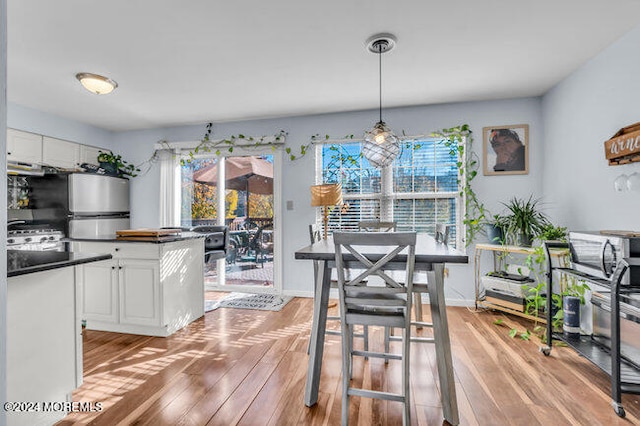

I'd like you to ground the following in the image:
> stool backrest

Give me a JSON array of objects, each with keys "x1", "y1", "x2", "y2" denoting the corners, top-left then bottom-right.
[
  {"x1": 435, "y1": 223, "x2": 451, "y2": 245},
  {"x1": 357, "y1": 220, "x2": 397, "y2": 233},
  {"x1": 333, "y1": 231, "x2": 416, "y2": 294},
  {"x1": 309, "y1": 223, "x2": 322, "y2": 244}
]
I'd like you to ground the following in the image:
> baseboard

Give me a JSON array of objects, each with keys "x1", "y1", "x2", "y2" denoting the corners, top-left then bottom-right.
[{"x1": 282, "y1": 289, "x2": 314, "y2": 298}]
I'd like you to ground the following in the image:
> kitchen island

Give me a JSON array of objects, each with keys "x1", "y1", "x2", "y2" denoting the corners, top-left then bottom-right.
[
  {"x1": 6, "y1": 250, "x2": 112, "y2": 426},
  {"x1": 71, "y1": 233, "x2": 205, "y2": 337}
]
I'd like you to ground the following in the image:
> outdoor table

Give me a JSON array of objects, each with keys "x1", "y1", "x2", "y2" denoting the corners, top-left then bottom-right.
[{"x1": 294, "y1": 233, "x2": 468, "y2": 425}]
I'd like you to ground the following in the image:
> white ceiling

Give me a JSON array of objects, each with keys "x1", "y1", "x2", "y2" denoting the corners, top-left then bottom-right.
[{"x1": 7, "y1": 1, "x2": 640, "y2": 132}]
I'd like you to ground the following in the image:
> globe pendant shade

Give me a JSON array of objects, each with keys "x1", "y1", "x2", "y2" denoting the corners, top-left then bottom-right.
[{"x1": 363, "y1": 121, "x2": 400, "y2": 168}]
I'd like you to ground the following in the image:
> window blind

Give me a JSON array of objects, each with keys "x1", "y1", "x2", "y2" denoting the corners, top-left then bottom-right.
[{"x1": 317, "y1": 137, "x2": 462, "y2": 247}]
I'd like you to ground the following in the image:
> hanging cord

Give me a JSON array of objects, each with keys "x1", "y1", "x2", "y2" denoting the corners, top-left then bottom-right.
[{"x1": 378, "y1": 41, "x2": 383, "y2": 123}]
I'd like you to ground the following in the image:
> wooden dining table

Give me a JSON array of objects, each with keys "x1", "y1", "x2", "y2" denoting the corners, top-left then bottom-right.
[{"x1": 295, "y1": 233, "x2": 468, "y2": 425}]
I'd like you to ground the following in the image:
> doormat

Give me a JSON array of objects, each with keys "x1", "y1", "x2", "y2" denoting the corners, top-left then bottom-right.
[{"x1": 205, "y1": 292, "x2": 292, "y2": 312}]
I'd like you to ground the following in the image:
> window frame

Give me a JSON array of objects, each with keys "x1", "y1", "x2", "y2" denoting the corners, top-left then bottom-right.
[{"x1": 315, "y1": 135, "x2": 465, "y2": 248}]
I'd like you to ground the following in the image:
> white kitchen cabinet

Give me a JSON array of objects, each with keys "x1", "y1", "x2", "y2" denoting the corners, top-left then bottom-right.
[
  {"x1": 42, "y1": 136, "x2": 81, "y2": 169},
  {"x1": 119, "y1": 259, "x2": 161, "y2": 327},
  {"x1": 7, "y1": 128, "x2": 43, "y2": 164},
  {"x1": 80, "y1": 144, "x2": 104, "y2": 166},
  {"x1": 73, "y1": 238, "x2": 204, "y2": 336},
  {"x1": 7, "y1": 267, "x2": 80, "y2": 426},
  {"x1": 79, "y1": 258, "x2": 119, "y2": 323}
]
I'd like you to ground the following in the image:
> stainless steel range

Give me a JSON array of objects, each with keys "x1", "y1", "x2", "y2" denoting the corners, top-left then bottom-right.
[{"x1": 7, "y1": 228, "x2": 65, "y2": 251}]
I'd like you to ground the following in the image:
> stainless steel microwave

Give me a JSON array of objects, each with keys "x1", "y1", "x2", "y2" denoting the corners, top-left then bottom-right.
[{"x1": 568, "y1": 231, "x2": 640, "y2": 284}]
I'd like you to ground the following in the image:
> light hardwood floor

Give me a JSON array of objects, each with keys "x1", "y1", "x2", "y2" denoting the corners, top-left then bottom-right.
[{"x1": 57, "y1": 296, "x2": 640, "y2": 425}]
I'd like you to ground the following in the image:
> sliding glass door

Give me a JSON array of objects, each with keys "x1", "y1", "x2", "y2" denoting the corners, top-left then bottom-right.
[{"x1": 179, "y1": 149, "x2": 280, "y2": 293}]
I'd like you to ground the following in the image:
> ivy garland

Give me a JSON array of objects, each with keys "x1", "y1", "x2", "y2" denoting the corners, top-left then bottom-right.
[
  {"x1": 431, "y1": 124, "x2": 485, "y2": 246},
  {"x1": 181, "y1": 123, "x2": 289, "y2": 165},
  {"x1": 173, "y1": 122, "x2": 484, "y2": 246}
]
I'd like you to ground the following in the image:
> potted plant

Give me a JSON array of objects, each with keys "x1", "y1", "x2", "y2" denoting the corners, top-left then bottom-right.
[
  {"x1": 537, "y1": 223, "x2": 568, "y2": 242},
  {"x1": 485, "y1": 213, "x2": 508, "y2": 244},
  {"x1": 97, "y1": 151, "x2": 140, "y2": 178},
  {"x1": 502, "y1": 196, "x2": 549, "y2": 247}
]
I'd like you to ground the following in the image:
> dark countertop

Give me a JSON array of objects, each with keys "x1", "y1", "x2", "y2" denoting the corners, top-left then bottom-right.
[
  {"x1": 66, "y1": 231, "x2": 206, "y2": 244},
  {"x1": 7, "y1": 250, "x2": 113, "y2": 278}
]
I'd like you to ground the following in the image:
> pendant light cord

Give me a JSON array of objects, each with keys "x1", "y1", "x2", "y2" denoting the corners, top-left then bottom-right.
[{"x1": 378, "y1": 42, "x2": 383, "y2": 123}]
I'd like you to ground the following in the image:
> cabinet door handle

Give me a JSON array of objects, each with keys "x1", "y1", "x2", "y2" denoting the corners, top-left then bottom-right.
[
  {"x1": 114, "y1": 248, "x2": 120, "y2": 252},
  {"x1": 119, "y1": 266, "x2": 122, "y2": 270},
  {"x1": 111, "y1": 266, "x2": 115, "y2": 270}
]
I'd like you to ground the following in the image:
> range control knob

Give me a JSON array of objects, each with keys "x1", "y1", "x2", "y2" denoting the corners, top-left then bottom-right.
[
  {"x1": 24, "y1": 237, "x2": 32, "y2": 243},
  {"x1": 7, "y1": 238, "x2": 14, "y2": 244}
]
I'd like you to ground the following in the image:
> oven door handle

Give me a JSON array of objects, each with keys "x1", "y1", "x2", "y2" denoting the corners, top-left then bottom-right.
[{"x1": 601, "y1": 239, "x2": 616, "y2": 278}]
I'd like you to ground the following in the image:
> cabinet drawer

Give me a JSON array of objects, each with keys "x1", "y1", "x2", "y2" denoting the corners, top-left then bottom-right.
[{"x1": 73, "y1": 241, "x2": 160, "y2": 259}]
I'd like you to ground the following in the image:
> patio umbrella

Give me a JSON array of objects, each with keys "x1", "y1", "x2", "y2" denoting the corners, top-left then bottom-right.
[{"x1": 192, "y1": 156, "x2": 274, "y2": 217}]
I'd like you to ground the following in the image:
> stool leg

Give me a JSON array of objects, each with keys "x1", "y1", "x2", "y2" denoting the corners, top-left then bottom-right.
[
  {"x1": 414, "y1": 292, "x2": 423, "y2": 329},
  {"x1": 402, "y1": 326, "x2": 411, "y2": 426},
  {"x1": 341, "y1": 322, "x2": 351, "y2": 425},
  {"x1": 384, "y1": 326, "x2": 390, "y2": 364},
  {"x1": 363, "y1": 325, "x2": 369, "y2": 361}
]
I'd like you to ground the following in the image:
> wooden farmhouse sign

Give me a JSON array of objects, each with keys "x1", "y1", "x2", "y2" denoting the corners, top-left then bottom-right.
[{"x1": 605, "y1": 122, "x2": 640, "y2": 165}]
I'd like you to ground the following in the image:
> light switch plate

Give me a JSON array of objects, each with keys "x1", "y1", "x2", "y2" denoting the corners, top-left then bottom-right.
[{"x1": 286, "y1": 200, "x2": 294, "y2": 210}]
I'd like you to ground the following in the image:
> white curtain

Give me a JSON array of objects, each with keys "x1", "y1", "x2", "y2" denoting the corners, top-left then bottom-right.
[{"x1": 158, "y1": 149, "x2": 180, "y2": 227}]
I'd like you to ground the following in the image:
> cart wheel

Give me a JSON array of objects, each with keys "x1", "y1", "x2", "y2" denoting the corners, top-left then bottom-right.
[
  {"x1": 614, "y1": 405, "x2": 626, "y2": 418},
  {"x1": 539, "y1": 346, "x2": 551, "y2": 356}
]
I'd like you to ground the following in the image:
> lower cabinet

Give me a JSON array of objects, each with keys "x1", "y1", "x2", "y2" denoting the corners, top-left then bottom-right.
[
  {"x1": 7, "y1": 267, "x2": 81, "y2": 426},
  {"x1": 74, "y1": 239, "x2": 204, "y2": 337},
  {"x1": 80, "y1": 259, "x2": 118, "y2": 323},
  {"x1": 119, "y1": 259, "x2": 161, "y2": 327}
]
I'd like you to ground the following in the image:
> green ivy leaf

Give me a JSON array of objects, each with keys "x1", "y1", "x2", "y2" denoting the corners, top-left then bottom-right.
[{"x1": 509, "y1": 328, "x2": 517, "y2": 338}]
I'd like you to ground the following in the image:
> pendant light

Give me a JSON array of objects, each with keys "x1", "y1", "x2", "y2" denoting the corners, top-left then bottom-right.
[{"x1": 362, "y1": 34, "x2": 399, "y2": 169}]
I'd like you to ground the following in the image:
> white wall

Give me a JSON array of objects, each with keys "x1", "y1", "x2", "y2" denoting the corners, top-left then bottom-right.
[
  {"x1": 112, "y1": 97, "x2": 544, "y2": 301},
  {"x1": 542, "y1": 24, "x2": 640, "y2": 229},
  {"x1": 7, "y1": 102, "x2": 114, "y2": 149}
]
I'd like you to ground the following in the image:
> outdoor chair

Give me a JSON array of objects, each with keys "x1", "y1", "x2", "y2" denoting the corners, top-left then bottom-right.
[
  {"x1": 247, "y1": 225, "x2": 273, "y2": 268},
  {"x1": 190, "y1": 225, "x2": 230, "y2": 264},
  {"x1": 333, "y1": 231, "x2": 416, "y2": 426}
]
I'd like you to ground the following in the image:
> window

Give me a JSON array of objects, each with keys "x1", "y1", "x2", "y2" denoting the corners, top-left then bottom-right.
[{"x1": 317, "y1": 137, "x2": 462, "y2": 247}]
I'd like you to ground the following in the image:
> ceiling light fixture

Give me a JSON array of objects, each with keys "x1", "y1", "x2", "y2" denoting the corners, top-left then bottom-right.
[
  {"x1": 362, "y1": 33, "x2": 399, "y2": 169},
  {"x1": 75, "y1": 72, "x2": 118, "y2": 95}
]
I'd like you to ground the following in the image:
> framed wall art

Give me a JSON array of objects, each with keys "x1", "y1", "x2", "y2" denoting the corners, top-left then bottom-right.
[{"x1": 483, "y1": 124, "x2": 529, "y2": 175}]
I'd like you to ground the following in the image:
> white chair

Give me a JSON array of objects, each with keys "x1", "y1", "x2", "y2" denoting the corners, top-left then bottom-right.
[
  {"x1": 307, "y1": 224, "x2": 368, "y2": 356},
  {"x1": 333, "y1": 231, "x2": 416, "y2": 426},
  {"x1": 412, "y1": 223, "x2": 451, "y2": 327},
  {"x1": 357, "y1": 220, "x2": 397, "y2": 232},
  {"x1": 358, "y1": 220, "x2": 426, "y2": 336}
]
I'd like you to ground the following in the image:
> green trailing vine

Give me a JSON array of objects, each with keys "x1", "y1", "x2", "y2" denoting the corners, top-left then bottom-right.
[
  {"x1": 431, "y1": 124, "x2": 485, "y2": 246},
  {"x1": 173, "y1": 123, "x2": 485, "y2": 247},
  {"x1": 181, "y1": 123, "x2": 289, "y2": 165}
]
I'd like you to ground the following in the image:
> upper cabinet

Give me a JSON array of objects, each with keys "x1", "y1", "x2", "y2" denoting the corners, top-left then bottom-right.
[
  {"x1": 7, "y1": 129, "x2": 43, "y2": 164},
  {"x1": 6, "y1": 128, "x2": 108, "y2": 169},
  {"x1": 42, "y1": 136, "x2": 81, "y2": 169},
  {"x1": 79, "y1": 144, "x2": 103, "y2": 166}
]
